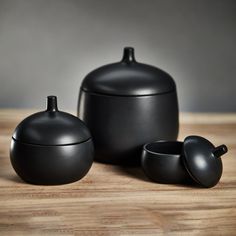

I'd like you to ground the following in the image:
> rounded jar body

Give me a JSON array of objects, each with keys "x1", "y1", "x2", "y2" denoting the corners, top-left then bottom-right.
[
  {"x1": 78, "y1": 90, "x2": 178, "y2": 165},
  {"x1": 78, "y1": 47, "x2": 179, "y2": 165}
]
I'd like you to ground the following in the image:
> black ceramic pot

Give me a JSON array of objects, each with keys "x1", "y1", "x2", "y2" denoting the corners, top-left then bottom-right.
[
  {"x1": 141, "y1": 141, "x2": 190, "y2": 184},
  {"x1": 10, "y1": 96, "x2": 94, "y2": 185},
  {"x1": 78, "y1": 47, "x2": 179, "y2": 165},
  {"x1": 141, "y1": 136, "x2": 228, "y2": 187}
]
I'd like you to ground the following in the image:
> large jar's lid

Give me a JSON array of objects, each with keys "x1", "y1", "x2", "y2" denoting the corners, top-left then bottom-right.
[
  {"x1": 81, "y1": 47, "x2": 176, "y2": 96},
  {"x1": 13, "y1": 96, "x2": 91, "y2": 145}
]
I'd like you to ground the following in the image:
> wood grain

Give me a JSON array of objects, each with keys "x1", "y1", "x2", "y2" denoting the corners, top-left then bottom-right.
[{"x1": 0, "y1": 110, "x2": 236, "y2": 235}]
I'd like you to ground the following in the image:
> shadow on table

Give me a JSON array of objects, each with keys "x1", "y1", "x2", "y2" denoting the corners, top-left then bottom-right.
[
  {"x1": 111, "y1": 165, "x2": 150, "y2": 183},
  {"x1": 3, "y1": 174, "x2": 24, "y2": 184},
  {"x1": 0, "y1": 153, "x2": 24, "y2": 184},
  {"x1": 102, "y1": 162, "x2": 201, "y2": 189}
]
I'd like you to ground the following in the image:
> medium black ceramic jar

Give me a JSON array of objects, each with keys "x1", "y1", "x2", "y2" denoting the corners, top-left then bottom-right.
[
  {"x1": 78, "y1": 47, "x2": 179, "y2": 165},
  {"x1": 10, "y1": 96, "x2": 94, "y2": 185}
]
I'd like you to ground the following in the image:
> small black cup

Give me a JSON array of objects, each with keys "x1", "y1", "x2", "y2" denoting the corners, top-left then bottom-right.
[{"x1": 141, "y1": 141, "x2": 190, "y2": 184}]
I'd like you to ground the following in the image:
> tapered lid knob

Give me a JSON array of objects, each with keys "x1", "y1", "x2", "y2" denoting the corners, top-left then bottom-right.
[
  {"x1": 46, "y1": 96, "x2": 58, "y2": 112},
  {"x1": 121, "y1": 47, "x2": 136, "y2": 63},
  {"x1": 213, "y1": 145, "x2": 228, "y2": 158}
]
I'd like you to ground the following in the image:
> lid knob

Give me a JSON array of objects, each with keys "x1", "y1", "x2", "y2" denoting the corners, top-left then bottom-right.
[
  {"x1": 121, "y1": 47, "x2": 136, "y2": 63},
  {"x1": 213, "y1": 145, "x2": 228, "y2": 158},
  {"x1": 47, "y1": 96, "x2": 58, "y2": 112}
]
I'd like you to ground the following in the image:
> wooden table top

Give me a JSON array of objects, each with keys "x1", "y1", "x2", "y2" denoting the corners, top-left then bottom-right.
[{"x1": 0, "y1": 110, "x2": 235, "y2": 235}]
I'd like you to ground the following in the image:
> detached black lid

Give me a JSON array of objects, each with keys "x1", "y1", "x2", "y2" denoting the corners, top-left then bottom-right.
[
  {"x1": 81, "y1": 47, "x2": 176, "y2": 96},
  {"x1": 183, "y1": 136, "x2": 228, "y2": 188},
  {"x1": 13, "y1": 96, "x2": 91, "y2": 145}
]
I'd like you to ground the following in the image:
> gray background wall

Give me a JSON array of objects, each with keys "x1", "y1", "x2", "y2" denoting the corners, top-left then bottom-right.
[{"x1": 0, "y1": 0, "x2": 235, "y2": 112}]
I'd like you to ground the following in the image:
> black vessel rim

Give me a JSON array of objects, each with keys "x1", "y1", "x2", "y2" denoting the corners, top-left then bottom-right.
[
  {"x1": 12, "y1": 137, "x2": 92, "y2": 147},
  {"x1": 143, "y1": 141, "x2": 183, "y2": 157},
  {"x1": 80, "y1": 88, "x2": 176, "y2": 97}
]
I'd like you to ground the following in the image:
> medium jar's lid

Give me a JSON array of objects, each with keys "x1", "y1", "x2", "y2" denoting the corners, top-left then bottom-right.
[
  {"x1": 81, "y1": 47, "x2": 176, "y2": 96},
  {"x1": 12, "y1": 96, "x2": 91, "y2": 146}
]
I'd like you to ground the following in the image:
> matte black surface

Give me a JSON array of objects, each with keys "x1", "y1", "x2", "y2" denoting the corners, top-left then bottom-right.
[
  {"x1": 78, "y1": 90, "x2": 178, "y2": 165},
  {"x1": 141, "y1": 137, "x2": 228, "y2": 187},
  {"x1": 81, "y1": 47, "x2": 176, "y2": 96},
  {"x1": 13, "y1": 96, "x2": 91, "y2": 145},
  {"x1": 78, "y1": 47, "x2": 179, "y2": 165},
  {"x1": 183, "y1": 136, "x2": 228, "y2": 188},
  {"x1": 141, "y1": 141, "x2": 190, "y2": 184},
  {"x1": 10, "y1": 96, "x2": 94, "y2": 185},
  {"x1": 10, "y1": 139, "x2": 94, "y2": 185}
]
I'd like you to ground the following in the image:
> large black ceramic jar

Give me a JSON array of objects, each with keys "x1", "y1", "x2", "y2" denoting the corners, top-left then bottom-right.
[
  {"x1": 10, "y1": 96, "x2": 94, "y2": 185},
  {"x1": 78, "y1": 47, "x2": 179, "y2": 165}
]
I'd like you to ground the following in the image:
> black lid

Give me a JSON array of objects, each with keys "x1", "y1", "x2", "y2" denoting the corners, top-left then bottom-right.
[
  {"x1": 13, "y1": 96, "x2": 91, "y2": 145},
  {"x1": 81, "y1": 47, "x2": 176, "y2": 96},
  {"x1": 183, "y1": 136, "x2": 228, "y2": 188}
]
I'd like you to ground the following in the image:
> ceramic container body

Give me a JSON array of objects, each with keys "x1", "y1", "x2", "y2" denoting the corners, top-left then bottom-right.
[
  {"x1": 78, "y1": 47, "x2": 179, "y2": 165},
  {"x1": 78, "y1": 89, "x2": 178, "y2": 165},
  {"x1": 141, "y1": 141, "x2": 189, "y2": 184},
  {"x1": 141, "y1": 138, "x2": 228, "y2": 187},
  {"x1": 10, "y1": 139, "x2": 94, "y2": 185},
  {"x1": 10, "y1": 96, "x2": 94, "y2": 185}
]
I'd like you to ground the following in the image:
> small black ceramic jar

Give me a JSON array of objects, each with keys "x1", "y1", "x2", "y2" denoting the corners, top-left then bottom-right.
[
  {"x1": 78, "y1": 47, "x2": 179, "y2": 165},
  {"x1": 141, "y1": 141, "x2": 189, "y2": 184},
  {"x1": 10, "y1": 96, "x2": 94, "y2": 185},
  {"x1": 141, "y1": 136, "x2": 228, "y2": 187}
]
